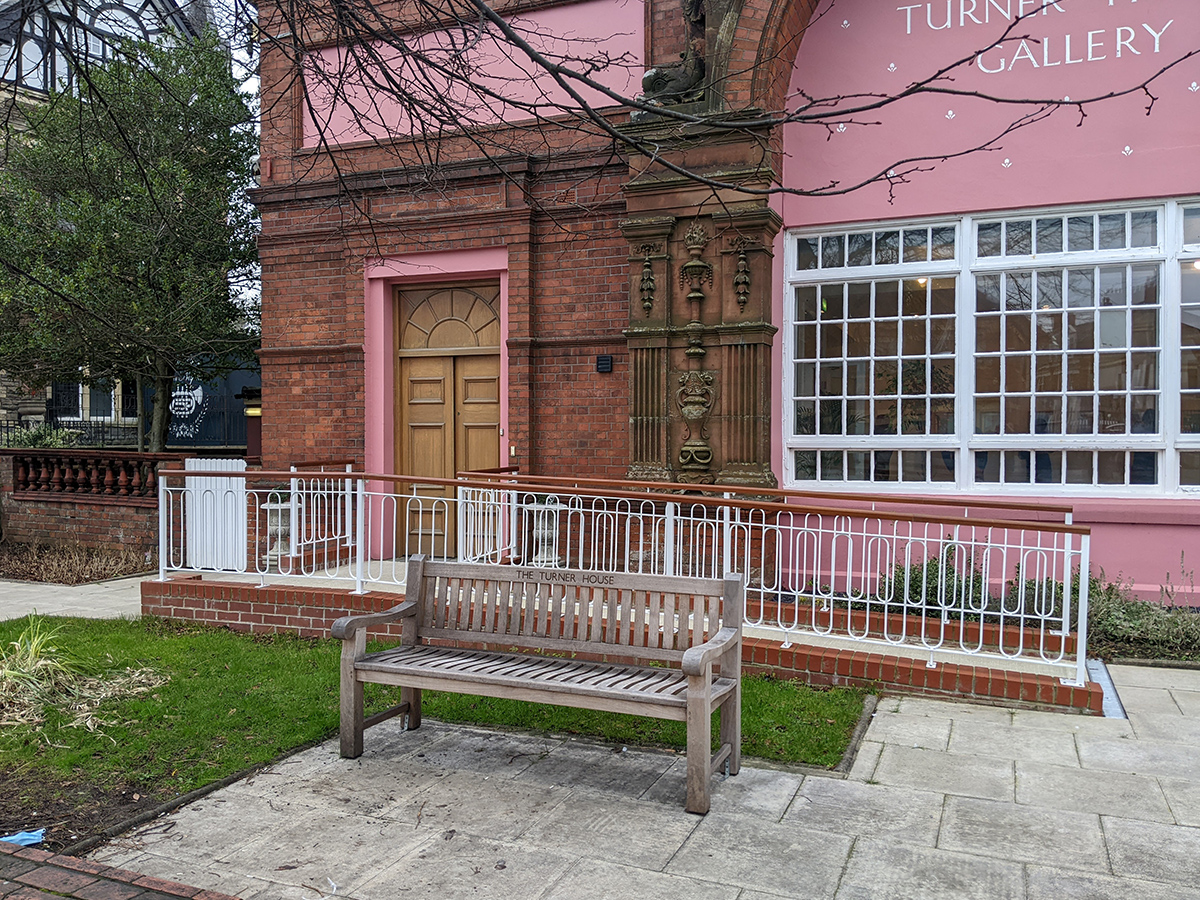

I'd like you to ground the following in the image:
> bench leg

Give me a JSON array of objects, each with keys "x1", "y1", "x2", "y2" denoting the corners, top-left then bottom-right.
[
  {"x1": 402, "y1": 686, "x2": 422, "y2": 729},
  {"x1": 339, "y1": 634, "x2": 365, "y2": 758},
  {"x1": 685, "y1": 676, "x2": 711, "y2": 815},
  {"x1": 340, "y1": 675, "x2": 364, "y2": 758},
  {"x1": 719, "y1": 683, "x2": 741, "y2": 776}
]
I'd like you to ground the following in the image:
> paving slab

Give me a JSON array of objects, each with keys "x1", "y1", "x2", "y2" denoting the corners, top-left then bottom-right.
[
  {"x1": 352, "y1": 831, "x2": 574, "y2": 900},
  {"x1": 640, "y1": 758, "x2": 803, "y2": 820},
  {"x1": 1171, "y1": 688, "x2": 1200, "y2": 717},
  {"x1": 871, "y1": 745, "x2": 1014, "y2": 801},
  {"x1": 542, "y1": 858, "x2": 740, "y2": 900},
  {"x1": 1077, "y1": 734, "x2": 1200, "y2": 779},
  {"x1": 1010, "y1": 707, "x2": 1134, "y2": 738},
  {"x1": 1015, "y1": 759, "x2": 1175, "y2": 823},
  {"x1": 864, "y1": 712, "x2": 951, "y2": 751},
  {"x1": 782, "y1": 778, "x2": 943, "y2": 846},
  {"x1": 1118, "y1": 685, "x2": 1185, "y2": 716},
  {"x1": 1159, "y1": 775, "x2": 1200, "y2": 827},
  {"x1": 514, "y1": 794, "x2": 699, "y2": 869},
  {"x1": 1026, "y1": 865, "x2": 1200, "y2": 900},
  {"x1": 1103, "y1": 815, "x2": 1200, "y2": 886},
  {"x1": 512, "y1": 739, "x2": 676, "y2": 797},
  {"x1": 390, "y1": 770, "x2": 569, "y2": 840},
  {"x1": 1109, "y1": 663, "x2": 1200, "y2": 692},
  {"x1": 845, "y1": 739, "x2": 882, "y2": 782},
  {"x1": 1127, "y1": 710, "x2": 1200, "y2": 744},
  {"x1": 895, "y1": 697, "x2": 1013, "y2": 725},
  {"x1": 835, "y1": 837, "x2": 1025, "y2": 900},
  {"x1": 947, "y1": 718, "x2": 1080, "y2": 767},
  {"x1": 665, "y1": 813, "x2": 852, "y2": 899},
  {"x1": 937, "y1": 795, "x2": 1108, "y2": 872},
  {"x1": 0, "y1": 576, "x2": 145, "y2": 620},
  {"x1": 392, "y1": 727, "x2": 564, "y2": 779}
]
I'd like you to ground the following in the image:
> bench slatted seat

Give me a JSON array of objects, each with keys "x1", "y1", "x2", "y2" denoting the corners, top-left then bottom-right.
[{"x1": 332, "y1": 556, "x2": 744, "y2": 814}]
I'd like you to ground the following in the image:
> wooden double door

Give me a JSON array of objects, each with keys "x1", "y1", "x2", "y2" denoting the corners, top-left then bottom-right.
[{"x1": 395, "y1": 284, "x2": 502, "y2": 558}]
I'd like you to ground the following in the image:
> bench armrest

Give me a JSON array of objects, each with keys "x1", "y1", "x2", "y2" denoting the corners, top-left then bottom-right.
[
  {"x1": 331, "y1": 601, "x2": 418, "y2": 640},
  {"x1": 681, "y1": 627, "x2": 741, "y2": 676}
]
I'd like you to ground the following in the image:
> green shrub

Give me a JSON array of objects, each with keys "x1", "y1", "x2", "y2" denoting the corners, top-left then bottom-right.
[
  {"x1": 3, "y1": 424, "x2": 80, "y2": 448},
  {"x1": 1086, "y1": 575, "x2": 1200, "y2": 661}
]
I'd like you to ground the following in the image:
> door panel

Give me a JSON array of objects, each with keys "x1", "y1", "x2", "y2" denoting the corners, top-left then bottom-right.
[{"x1": 397, "y1": 354, "x2": 500, "y2": 558}]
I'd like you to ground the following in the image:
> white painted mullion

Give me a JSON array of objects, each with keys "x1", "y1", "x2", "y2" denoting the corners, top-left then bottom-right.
[
  {"x1": 1162, "y1": 200, "x2": 1183, "y2": 493},
  {"x1": 959, "y1": 216, "x2": 976, "y2": 493}
]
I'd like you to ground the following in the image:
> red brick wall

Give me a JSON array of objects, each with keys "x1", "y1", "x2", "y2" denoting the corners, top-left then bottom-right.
[{"x1": 0, "y1": 461, "x2": 160, "y2": 552}]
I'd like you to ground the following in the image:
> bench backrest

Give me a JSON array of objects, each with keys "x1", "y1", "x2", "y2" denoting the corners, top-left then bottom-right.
[{"x1": 406, "y1": 557, "x2": 743, "y2": 664}]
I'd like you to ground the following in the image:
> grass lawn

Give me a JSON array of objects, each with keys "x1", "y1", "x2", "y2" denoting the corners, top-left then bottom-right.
[{"x1": 0, "y1": 616, "x2": 865, "y2": 849}]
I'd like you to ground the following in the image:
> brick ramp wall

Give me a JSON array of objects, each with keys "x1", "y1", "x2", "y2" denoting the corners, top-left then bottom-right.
[{"x1": 142, "y1": 577, "x2": 1103, "y2": 715}]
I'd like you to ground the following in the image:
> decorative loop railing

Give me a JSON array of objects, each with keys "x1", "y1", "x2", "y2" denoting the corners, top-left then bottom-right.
[{"x1": 155, "y1": 467, "x2": 1091, "y2": 684}]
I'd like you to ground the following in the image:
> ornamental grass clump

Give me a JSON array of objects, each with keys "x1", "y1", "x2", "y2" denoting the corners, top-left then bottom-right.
[
  {"x1": 1086, "y1": 577, "x2": 1200, "y2": 662},
  {"x1": 0, "y1": 616, "x2": 166, "y2": 733}
]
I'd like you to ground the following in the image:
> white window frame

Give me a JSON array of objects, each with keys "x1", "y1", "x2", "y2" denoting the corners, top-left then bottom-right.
[{"x1": 783, "y1": 198, "x2": 1200, "y2": 496}]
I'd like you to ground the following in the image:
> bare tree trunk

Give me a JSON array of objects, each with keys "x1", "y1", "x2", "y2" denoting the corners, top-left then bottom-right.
[
  {"x1": 136, "y1": 374, "x2": 145, "y2": 453},
  {"x1": 148, "y1": 360, "x2": 173, "y2": 453}
]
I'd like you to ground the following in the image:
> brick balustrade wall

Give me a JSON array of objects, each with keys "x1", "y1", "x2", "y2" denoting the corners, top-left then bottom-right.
[{"x1": 142, "y1": 576, "x2": 1103, "y2": 715}]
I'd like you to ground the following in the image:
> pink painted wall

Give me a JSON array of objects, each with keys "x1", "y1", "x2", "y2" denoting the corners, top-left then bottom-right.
[
  {"x1": 781, "y1": 0, "x2": 1200, "y2": 228},
  {"x1": 303, "y1": 0, "x2": 644, "y2": 147}
]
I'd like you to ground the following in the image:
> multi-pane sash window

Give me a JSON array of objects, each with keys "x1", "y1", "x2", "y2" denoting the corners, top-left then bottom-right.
[{"x1": 786, "y1": 201, "x2": 1200, "y2": 493}]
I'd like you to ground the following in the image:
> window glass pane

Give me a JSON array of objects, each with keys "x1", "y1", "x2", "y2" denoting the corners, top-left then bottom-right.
[
  {"x1": 1131, "y1": 352, "x2": 1157, "y2": 390},
  {"x1": 1036, "y1": 218, "x2": 1063, "y2": 254},
  {"x1": 846, "y1": 360, "x2": 869, "y2": 393},
  {"x1": 1098, "y1": 310, "x2": 1127, "y2": 349},
  {"x1": 820, "y1": 451, "x2": 843, "y2": 481},
  {"x1": 1005, "y1": 314, "x2": 1031, "y2": 352},
  {"x1": 1068, "y1": 216, "x2": 1094, "y2": 252},
  {"x1": 1182, "y1": 452, "x2": 1200, "y2": 486},
  {"x1": 1067, "y1": 269, "x2": 1095, "y2": 307},
  {"x1": 1005, "y1": 396, "x2": 1031, "y2": 433},
  {"x1": 977, "y1": 222, "x2": 1001, "y2": 257},
  {"x1": 930, "y1": 398, "x2": 954, "y2": 434},
  {"x1": 1034, "y1": 451, "x2": 1061, "y2": 484},
  {"x1": 929, "y1": 277, "x2": 955, "y2": 315},
  {"x1": 51, "y1": 381, "x2": 80, "y2": 417},
  {"x1": 903, "y1": 279, "x2": 927, "y2": 315},
  {"x1": 794, "y1": 450, "x2": 816, "y2": 478},
  {"x1": 1005, "y1": 355, "x2": 1031, "y2": 393},
  {"x1": 1004, "y1": 450, "x2": 1030, "y2": 483},
  {"x1": 976, "y1": 273, "x2": 1001, "y2": 312},
  {"x1": 847, "y1": 233, "x2": 872, "y2": 267},
  {"x1": 975, "y1": 450, "x2": 999, "y2": 482},
  {"x1": 821, "y1": 322, "x2": 843, "y2": 357},
  {"x1": 1036, "y1": 271, "x2": 1062, "y2": 309},
  {"x1": 901, "y1": 360, "x2": 925, "y2": 395},
  {"x1": 795, "y1": 362, "x2": 815, "y2": 396},
  {"x1": 1098, "y1": 213, "x2": 1126, "y2": 250},
  {"x1": 820, "y1": 283, "x2": 844, "y2": 319},
  {"x1": 901, "y1": 398, "x2": 926, "y2": 434},
  {"x1": 976, "y1": 315, "x2": 1001, "y2": 353},
  {"x1": 930, "y1": 317, "x2": 955, "y2": 355},
  {"x1": 931, "y1": 227, "x2": 955, "y2": 260},
  {"x1": 1035, "y1": 397, "x2": 1062, "y2": 434},
  {"x1": 1131, "y1": 310, "x2": 1157, "y2": 348},
  {"x1": 819, "y1": 362, "x2": 842, "y2": 396},
  {"x1": 931, "y1": 450, "x2": 955, "y2": 481},
  {"x1": 796, "y1": 238, "x2": 818, "y2": 270},
  {"x1": 796, "y1": 285, "x2": 818, "y2": 320},
  {"x1": 89, "y1": 382, "x2": 113, "y2": 418},
  {"x1": 819, "y1": 399, "x2": 843, "y2": 434},
  {"x1": 903, "y1": 229, "x2": 928, "y2": 263},
  {"x1": 875, "y1": 231, "x2": 899, "y2": 265},
  {"x1": 1182, "y1": 394, "x2": 1200, "y2": 434},
  {"x1": 821, "y1": 235, "x2": 845, "y2": 268},
  {"x1": 1067, "y1": 395, "x2": 1093, "y2": 433},
  {"x1": 873, "y1": 398, "x2": 898, "y2": 435},
  {"x1": 1098, "y1": 267, "x2": 1127, "y2": 307},
  {"x1": 1035, "y1": 354, "x2": 1062, "y2": 392},
  {"x1": 1130, "y1": 211, "x2": 1157, "y2": 248},
  {"x1": 874, "y1": 359, "x2": 898, "y2": 395},
  {"x1": 1130, "y1": 452, "x2": 1157, "y2": 485},
  {"x1": 1066, "y1": 452, "x2": 1093, "y2": 484},
  {"x1": 1131, "y1": 265, "x2": 1159, "y2": 305},
  {"x1": 1098, "y1": 353, "x2": 1127, "y2": 390},
  {"x1": 795, "y1": 401, "x2": 815, "y2": 435},
  {"x1": 847, "y1": 282, "x2": 871, "y2": 318},
  {"x1": 847, "y1": 451, "x2": 870, "y2": 481},
  {"x1": 846, "y1": 321, "x2": 871, "y2": 357},
  {"x1": 873, "y1": 450, "x2": 898, "y2": 481},
  {"x1": 876, "y1": 281, "x2": 899, "y2": 316},
  {"x1": 975, "y1": 397, "x2": 1000, "y2": 434},
  {"x1": 1131, "y1": 395, "x2": 1158, "y2": 434},
  {"x1": 930, "y1": 358, "x2": 955, "y2": 394},
  {"x1": 1036, "y1": 313, "x2": 1062, "y2": 351},
  {"x1": 875, "y1": 320, "x2": 898, "y2": 356},
  {"x1": 902, "y1": 451, "x2": 926, "y2": 481},
  {"x1": 1184, "y1": 306, "x2": 1200, "y2": 347},
  {"x1": 1067, "y1": 312, "x2": 1095, "y2": 350},
  {"x1": 1098, "y1": 451, "x2": 1125, "y2": 484},
  {"x1": 1005, "y1": 220, "x2": 1032, "y2": 256},
  {"x1": 1183, "y1": 349, "x2": 1200, "y2": 390},
  {"x1": 1098, "y1": 393, "x2": 1127, "y2": 432},
  {"x1": 1006, "y1": 273, "x2": 1032, "y2": 311},
  {"x1": 847, "y1": 399, "x2": 869, "y2": 434},
  {"x1": 1184, "y1": 209, "x2": 1200, "y2": 245},
  {"x1": 1183, "y1": 267, "x2": 1200, "y2": 304},
  {"x1": 976, "y1": 356, "x2": 1001, "y2": 393}
]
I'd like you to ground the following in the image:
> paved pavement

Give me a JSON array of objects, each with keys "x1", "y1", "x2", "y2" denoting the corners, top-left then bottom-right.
[
  {"x1": 0, "y1": 575, "x2": 145, "y2": 620},
  {"x1": 83, "y1": 664, "x2": 1200, "y2": 900}
]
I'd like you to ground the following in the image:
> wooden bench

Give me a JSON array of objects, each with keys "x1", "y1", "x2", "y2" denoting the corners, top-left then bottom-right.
[{"x1": 332, "y1": 556, "x2": 744, "y2": 814}]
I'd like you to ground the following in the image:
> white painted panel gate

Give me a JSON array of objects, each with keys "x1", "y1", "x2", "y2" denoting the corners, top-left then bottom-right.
[{"x1": 184, "y1": 458, "x2": 247, "y2": 570}]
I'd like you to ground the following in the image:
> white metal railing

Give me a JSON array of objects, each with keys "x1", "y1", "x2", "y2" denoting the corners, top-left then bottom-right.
[{"x1": 157, "y1": 468, "x2": 1090, "y2": 684}]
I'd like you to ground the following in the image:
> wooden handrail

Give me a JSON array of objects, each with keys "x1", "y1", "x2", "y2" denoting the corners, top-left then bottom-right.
[{"x1": 155, "y1": 467, "x2": 1091, "y2": 535}]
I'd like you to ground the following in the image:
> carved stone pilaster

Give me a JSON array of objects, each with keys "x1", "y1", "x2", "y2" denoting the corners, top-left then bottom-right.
[
  {"x1": 676, "y1": 369, "x2": 717, "y2": 484},
  {"x1": 680, "y1": 222, "x2": 713, "y2": 361}
]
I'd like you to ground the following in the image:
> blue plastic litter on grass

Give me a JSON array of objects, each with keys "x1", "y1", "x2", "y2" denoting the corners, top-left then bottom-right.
[{"x1": 0, "y1": 830, "x2": 44, "y2": 846}]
